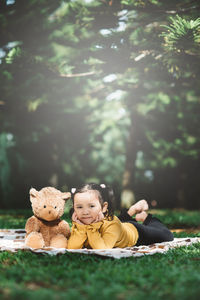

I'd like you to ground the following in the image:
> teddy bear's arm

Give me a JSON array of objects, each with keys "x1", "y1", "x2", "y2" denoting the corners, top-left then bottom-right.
[
  {"x1": 58, "y1": 220, "x2": 71, "y2": 238},
  {"x1": 25, "y1": 216, "x2": 40, "y2": 234}
]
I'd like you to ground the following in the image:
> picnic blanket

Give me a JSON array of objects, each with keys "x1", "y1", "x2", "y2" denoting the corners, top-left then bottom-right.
[{"x1": 0, "y1": 229, "x2": 199, "y2": 259}]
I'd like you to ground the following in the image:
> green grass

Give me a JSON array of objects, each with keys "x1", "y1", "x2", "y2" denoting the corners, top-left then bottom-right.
[
  {"x1": 150, "y1": 209, "x2": 200, "y2": 228},
  {"x1": 0, "y1": 209, "x2": 200, "y2": 300}
]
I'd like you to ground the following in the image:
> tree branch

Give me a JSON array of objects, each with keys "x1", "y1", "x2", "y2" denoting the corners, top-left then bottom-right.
[{"x1": 59, "y1": 71, "x2": 95, "y2": 78}]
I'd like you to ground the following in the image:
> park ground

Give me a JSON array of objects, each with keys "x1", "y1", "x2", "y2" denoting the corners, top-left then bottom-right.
[{"x1": 0, "y1": 209, "x2": 200, "y2": 300}]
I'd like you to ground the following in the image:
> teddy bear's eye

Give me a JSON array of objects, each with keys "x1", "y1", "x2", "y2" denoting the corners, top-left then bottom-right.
[
  {"x1": 54, "y1": 206, "x2": 57, "y2": 209},
  {"x1": 44, "y1": 205, "x2": 46, "y2": 208}
]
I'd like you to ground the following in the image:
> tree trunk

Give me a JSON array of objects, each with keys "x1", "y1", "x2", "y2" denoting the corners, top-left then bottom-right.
[{"x1": 121, "y1": 112, "x2": 138, "y2": 209}]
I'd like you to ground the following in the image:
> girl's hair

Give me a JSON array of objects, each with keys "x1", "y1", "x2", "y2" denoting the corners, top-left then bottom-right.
[{"x1": 71, "y1": 183, "x2": 114, "y2": 220}]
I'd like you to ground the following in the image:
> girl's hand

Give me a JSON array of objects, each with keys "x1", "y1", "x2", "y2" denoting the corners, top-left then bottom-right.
[
  {"x1": 72, "y1": 212, "x2": 84, "y2": 225},
  {"x1": 94, "y1": 211, "x2": 104, "y2": 223}
]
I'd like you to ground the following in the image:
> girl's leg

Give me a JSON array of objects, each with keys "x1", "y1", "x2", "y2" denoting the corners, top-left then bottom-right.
[
  {"x1": 119, "y1": 199, "x2": 148, "y2": 222},
  {"x1": 118, "y1": 210, "x2": 174, "y2": 246},
  {"x1": 131, "y1": 214, "x2": 174, "y2": 245}
]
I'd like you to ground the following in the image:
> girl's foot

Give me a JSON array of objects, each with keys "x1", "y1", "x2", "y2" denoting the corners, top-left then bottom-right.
[
  {"x1": 135, "y1": 211, "x2": 148, "y2": 222},
  {"x1": 127, "y1": 199, "x2": 149, "y2": 217}
]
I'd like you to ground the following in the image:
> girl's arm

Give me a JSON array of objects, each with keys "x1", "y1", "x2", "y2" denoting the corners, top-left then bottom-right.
[
  {"x1": 86, "y1": 221, "x2": 121, "y2": 249},
  {"x1": 67, "y1": 223, "x2": 87, "y2": 249}
]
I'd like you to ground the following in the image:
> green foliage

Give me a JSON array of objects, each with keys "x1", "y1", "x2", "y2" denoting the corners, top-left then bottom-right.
[
  {"x1": 137, "y1": 92, "x2": 171, "y2": 116},
  {"x1": 0, "y1": 133, "x2": 15, "y2": 205},
  {"x1": 161, "y1": 15, "x2": 200, "y2": 52},
  {"x1": 160, "y1": 14, "x2": 200, "y2": 76},
  {"x1": 5, "y1": 46, "x2": 22, "y2": 64},
  {"x1": 0, "y1": 0, "x2": 200, "y2": 208},
  {"x1": 122, "y1": 0, "x2": 160, "y2": 7}
]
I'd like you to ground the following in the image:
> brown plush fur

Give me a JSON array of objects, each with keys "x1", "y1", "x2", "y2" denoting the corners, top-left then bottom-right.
[{"x1": 25, "y1": 187, "x2": 71, "y2": 249}]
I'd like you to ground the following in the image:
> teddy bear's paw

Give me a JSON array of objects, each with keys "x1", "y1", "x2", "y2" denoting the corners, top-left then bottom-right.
[
  {"x1": 25, "y1": 232, "x2": 45, "y2": 249},
  {"x1": 50, "y1": 234, "x2": 68, "y2": 248}
]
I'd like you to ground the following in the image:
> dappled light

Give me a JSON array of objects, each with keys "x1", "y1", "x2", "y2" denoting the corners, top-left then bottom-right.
[{"x1": 0, "y1": 0, "x2": 200, "y2": 211}]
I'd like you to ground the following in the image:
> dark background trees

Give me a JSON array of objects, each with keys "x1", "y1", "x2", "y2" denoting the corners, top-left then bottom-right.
[{"x1": 0, "y1": 0, "x2": 200, "y2": 209}]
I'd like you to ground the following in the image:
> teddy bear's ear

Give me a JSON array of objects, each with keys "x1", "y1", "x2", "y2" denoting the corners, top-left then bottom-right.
[
  {"x1": 29, "y1": 188, "x2": 38, "y2": 200},
  {"x1": 62, "y1": 192, "x2": 71, "y2": 201}
]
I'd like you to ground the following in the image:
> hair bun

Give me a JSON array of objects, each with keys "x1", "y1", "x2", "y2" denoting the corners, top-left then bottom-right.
[
  {"x1": 71, "y1": 188, "x2": 76, "y2": 193},
  {"x1": 100, "y1": 184, "x2": 106, "y2": 188}
]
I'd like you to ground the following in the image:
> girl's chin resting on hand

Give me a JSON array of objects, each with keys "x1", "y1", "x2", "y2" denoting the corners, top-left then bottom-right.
[{"x1": 80, "y1": 217, "x2": 94, "y2": 224}]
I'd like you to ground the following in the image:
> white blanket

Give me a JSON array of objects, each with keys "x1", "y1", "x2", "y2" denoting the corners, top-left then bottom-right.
[{"x1": 0, "y1": 229, "x2": 199, "y2": 259}]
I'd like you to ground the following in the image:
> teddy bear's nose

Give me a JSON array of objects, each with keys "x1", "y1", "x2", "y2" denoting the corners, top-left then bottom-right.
[{"x1": 49, "y1": 211, "x2": 51, "y2": 214}]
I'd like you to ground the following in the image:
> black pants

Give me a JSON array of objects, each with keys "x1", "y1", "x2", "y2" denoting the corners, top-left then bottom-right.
[{"x1": 118, "y1": 210, "x2": 174, "y2": 246}]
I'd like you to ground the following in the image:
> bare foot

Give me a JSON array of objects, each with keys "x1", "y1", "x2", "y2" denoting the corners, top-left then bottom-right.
[
  {"x1": 127, "y1": 199, "x2": 149, "y2": 217},
  {"x1": 135, "y1": 211, "x2": 148, "y2": 222}
]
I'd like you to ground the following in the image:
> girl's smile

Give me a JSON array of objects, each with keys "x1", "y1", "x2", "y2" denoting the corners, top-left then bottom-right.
[{"x1": 73, "y1": 191, "x2": 107, "y2": 224}]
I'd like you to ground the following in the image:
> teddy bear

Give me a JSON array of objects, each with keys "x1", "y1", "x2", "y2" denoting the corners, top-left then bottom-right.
[{"x1": 25, "y1": 186, "x2": 71, "y2": 249}]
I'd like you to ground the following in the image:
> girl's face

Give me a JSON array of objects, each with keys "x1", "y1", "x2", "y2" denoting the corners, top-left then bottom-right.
[{"x1": 73, "y1": 191, "x2": 108, "y2": 224}]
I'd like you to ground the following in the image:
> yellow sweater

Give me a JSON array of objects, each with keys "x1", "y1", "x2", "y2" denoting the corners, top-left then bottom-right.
[{"x1": 67, "y1": 216, "x2": 138, "y2": 249}]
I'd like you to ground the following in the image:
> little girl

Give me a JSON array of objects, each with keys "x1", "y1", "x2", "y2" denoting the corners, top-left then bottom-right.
[{"x1": 67, "y1": 183, "x2": 173, "y2": 249}]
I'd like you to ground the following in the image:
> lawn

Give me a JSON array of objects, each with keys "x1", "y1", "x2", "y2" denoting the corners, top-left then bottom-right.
[{"x1": 0, "y1": 209, "x2": 200, "y2": 300}]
